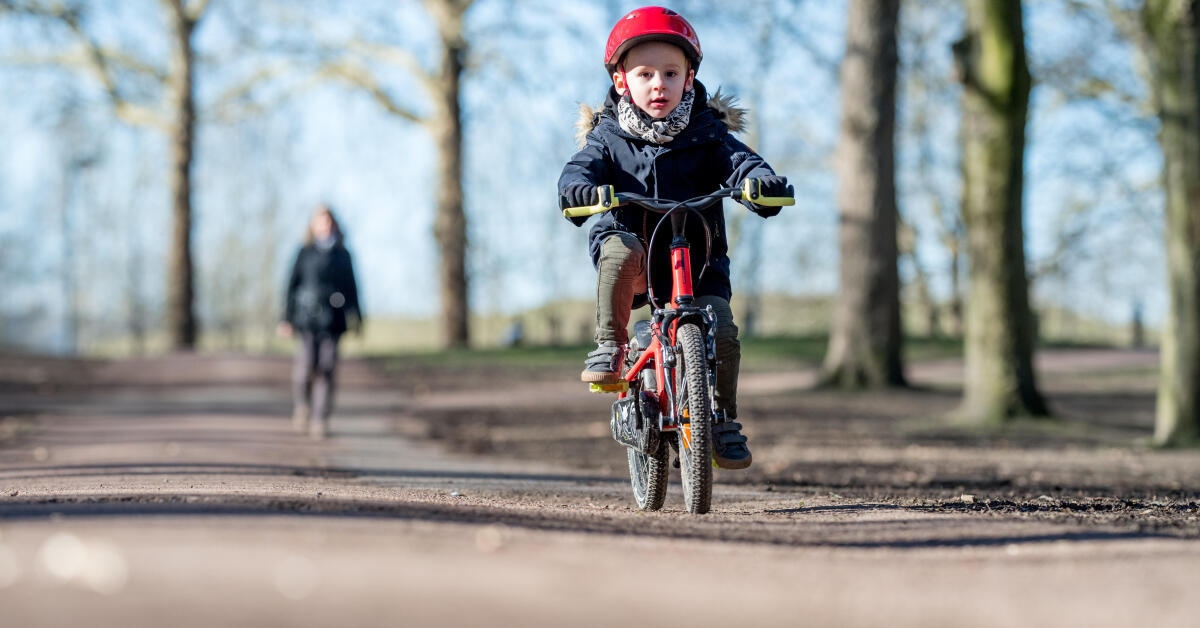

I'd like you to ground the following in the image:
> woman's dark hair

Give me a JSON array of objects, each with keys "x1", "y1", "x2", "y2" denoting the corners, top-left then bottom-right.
[{"x1": 303, "y1": 204, "x2": 344, "y2": 246}]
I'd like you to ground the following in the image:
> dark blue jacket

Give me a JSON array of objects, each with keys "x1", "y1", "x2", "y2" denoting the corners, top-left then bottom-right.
[{"x1": 558, "y1": 81, "x2": 778, "y2": 303}]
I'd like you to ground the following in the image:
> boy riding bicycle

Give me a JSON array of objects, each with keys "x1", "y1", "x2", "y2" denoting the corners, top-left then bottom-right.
[{"x1": 558, "y1": 6, "x2": 791, "y2": 470}]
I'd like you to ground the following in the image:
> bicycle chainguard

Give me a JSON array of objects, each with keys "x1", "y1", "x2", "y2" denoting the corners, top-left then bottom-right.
[{"x1": 589, "y1": 381, "x2": 630, "y2": 394}]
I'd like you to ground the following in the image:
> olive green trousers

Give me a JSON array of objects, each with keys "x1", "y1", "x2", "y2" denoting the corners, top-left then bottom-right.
[{"x1": 594, "y1": 233, "x2": 741, "y2": 418}]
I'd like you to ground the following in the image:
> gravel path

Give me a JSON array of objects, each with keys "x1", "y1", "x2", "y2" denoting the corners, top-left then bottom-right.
[{"x1": 0, "y1": 351, "x2": 1197, "y2": 627}]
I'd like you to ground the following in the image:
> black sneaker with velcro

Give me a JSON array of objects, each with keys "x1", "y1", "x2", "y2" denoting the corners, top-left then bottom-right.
[{"x1": 712, "y1": 418, "x2": 752, "y2": 469}]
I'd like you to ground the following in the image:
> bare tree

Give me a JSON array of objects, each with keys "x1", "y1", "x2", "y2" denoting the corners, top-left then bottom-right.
[
  {"x1": 3, "y1": 0, "x2": 211, "y2": 350},
  {"x1": 1020, "y1": 1, "x2": 1162, "y2": 343},
  {"x1": 121, "y1": 151, "x2": 160, "y2": 356},
  {"x1": 162, "y1": 0, "x2": 204, "y2": 350},
  {"x1": 1142, "y1": 0, "x2": 1200, "y2": 446},
  {"x1": 718, "y1": 1, "x2": 780, "y2": 340},
  {"x1": 954, "y1": 0, "x2": 1048, "y2": 422},
  {"x1": 290, "y1": 0, "x2": 473, "y2": 349},
  {"x1": 899, "y1": 0, "x2": 966, "y2": 338},
  {"x1": 427, "y1": 0, "x2": 471, "y2": 349},
  {"x1": 820, "y1": 0, "x2": 906, "y2": 388},
  {"x1": 898, "y1": 217, "x2": 941, "y2": 337},
  {"x1": 52, "y1": 94, "x2": 100, "y2": 354}
]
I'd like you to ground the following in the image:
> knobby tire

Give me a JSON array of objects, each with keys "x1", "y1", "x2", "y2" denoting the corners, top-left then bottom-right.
[
  {"x1": 676, "y1": 323, "x2": 713, "y2": 514},
  {"x1": 628, "y1": 439, "x2": 669, "y2": 510}
]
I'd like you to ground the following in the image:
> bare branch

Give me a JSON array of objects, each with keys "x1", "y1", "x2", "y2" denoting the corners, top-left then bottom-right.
[
  {"x1": 205, "y1": 60, "x2": 300, "y2": 123},
  {"x1": 157, "y1": 0, "x2": 178, "y2": 22},
  {"x1": 112, "y1": 100, "x2": 170, "y2": 130},
  {"x1": 423, "y1": 0, "x2": 474, "y2": 46},
  {"x1": 186, "y1": 0, "x2": 210, "y2": 22},
  {"x1": 71, "y1": 40, "x2": 169, "y2": 129},
  {"x1": 316, "y1": 59, "x2": 425, "y2": 123},
  {"x1": 772, "y1": 2, "x2": 839, "y2": 77},
  {"x1": 3, "y1": 3, "x2": 165, "y2": 80},
  {"x1": 1, "y1": 45, "x2": 170, "y2": 131},
  {"x1": 5, "y1": 2, "x2": 172, "y2": 130},
  {"x1": 346, "y1": 40, "x2": 433, "y2": 86},
  {"x1": 0, "y1": 0, "x2": 58, "y2": 16}
]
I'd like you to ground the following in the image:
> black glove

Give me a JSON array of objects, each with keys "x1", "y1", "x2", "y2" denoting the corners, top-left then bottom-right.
[
  {"x1": 562, "y1": 183, "x2": 600, "y2": 226},
  {"x1": 750, "y1": 175, "x2": 792, "y2": 217},
  {"x1": 562, "y1": 183, "x2": 598, "y2": 209},
  {"x1": 758, "y1": 175, "x2": 791, "y2": 198}
]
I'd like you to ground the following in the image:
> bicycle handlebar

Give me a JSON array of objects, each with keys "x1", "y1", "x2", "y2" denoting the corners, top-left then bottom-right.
[{"x1": 562, "y1": 178, "x2": 796, "y2": 219}]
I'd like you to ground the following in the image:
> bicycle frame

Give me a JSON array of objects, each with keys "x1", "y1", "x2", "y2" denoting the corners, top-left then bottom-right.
[
  {"x1": 621, "y1": 251, "x2": 702, "y2": 430},
  {"x1": 564, "y1": 180, "x2": 793, "y2": 434}
]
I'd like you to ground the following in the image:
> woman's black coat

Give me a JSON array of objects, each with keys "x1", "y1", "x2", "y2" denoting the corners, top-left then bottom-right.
[{"x1": 284, "y1": 243, "x2": 361, "y2": 336}]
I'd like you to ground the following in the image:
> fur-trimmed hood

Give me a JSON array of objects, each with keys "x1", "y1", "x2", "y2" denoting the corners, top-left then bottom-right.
[{"x1": 574, "y1": 81, "x2": 747, "y2": 148}]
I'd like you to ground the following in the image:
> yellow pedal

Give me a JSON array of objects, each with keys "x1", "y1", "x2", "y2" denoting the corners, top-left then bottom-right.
[{"x1": 588, "y1": 382, "x2": 629, "y2": 394}]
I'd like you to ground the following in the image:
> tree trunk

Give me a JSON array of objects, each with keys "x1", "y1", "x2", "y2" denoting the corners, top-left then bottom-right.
[
  {"x1": 954, "y1": 0, "x2": 1047, "y2": 423},
  {"x1": 1143, "y1": 0, "x2": 1200, "y2": 446},
  {"x1": 947, "y1": 234, "x2": 964, "y2": 337},
  {"x1": 427, "y1": 0, "x2": 471, "y2": 349},
  {"x1": 1130, "y1": 301, "x2": 1145, "y2": 349},
  {"x1": 59, "y1": 161, "x2": 78, "y2": 355},
  {"x1": 820, "y1": 0, "x2": 906, "y2": 388},
  {"x1": 165, "y1": 1, "x2": 197, "y2": 350},
  {"x1": 900, "y1": 219, "x2": 941, "y2": 338},
  {"x1": 740, "y1": 11, "x2": 775, "y2": 340}
]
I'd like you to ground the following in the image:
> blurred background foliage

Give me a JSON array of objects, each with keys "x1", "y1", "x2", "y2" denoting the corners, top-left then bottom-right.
[{"x1": 0, "y1": 0, "x2": 1161, "y2": 356}]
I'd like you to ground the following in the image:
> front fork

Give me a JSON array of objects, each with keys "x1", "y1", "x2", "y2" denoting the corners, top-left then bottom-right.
[
  {"x1": 632, "y1": 230, "x2": 722, "y2": 431},
  {"x1": 655, "y1": 302, "x2": 719, "y2": 432}
]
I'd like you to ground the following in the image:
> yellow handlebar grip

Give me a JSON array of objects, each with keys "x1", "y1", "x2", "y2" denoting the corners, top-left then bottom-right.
[
  {"x1": 563, "y1": 185, "x2": 621, "y2": 218},
  {"x1": 739, "y1": 179, "x2": 795, "y2": 207},
  {"x1": 562, "y1": 204, "x2": 612, "y2": 218},
  {"x1": 753, "y1": 196, "x2": 796, "y2": 207}
]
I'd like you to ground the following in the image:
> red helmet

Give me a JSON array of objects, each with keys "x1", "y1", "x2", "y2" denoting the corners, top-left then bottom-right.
[{"x1": 604, "y1": 6, "x2": 702, "y2": 74}]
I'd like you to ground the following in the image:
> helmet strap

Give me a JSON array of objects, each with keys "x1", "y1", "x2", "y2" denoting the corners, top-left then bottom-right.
[{"x1": 618, "y1": 62, "x2": 630, "y2": 97}]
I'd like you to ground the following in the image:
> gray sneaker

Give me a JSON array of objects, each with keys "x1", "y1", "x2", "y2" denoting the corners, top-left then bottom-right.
[
  {"x1": 712, "y1": 419, "x2": 752, "y2": 469},
  {"x1": 292, "y1": 403, "x2": 310, "y2": 433},
  {"x1": 580, "y1": 341, "x2": 625, "y2": 384},
  {"x1": 308, "y1": 416, "x2": 328, "y2": 440}
]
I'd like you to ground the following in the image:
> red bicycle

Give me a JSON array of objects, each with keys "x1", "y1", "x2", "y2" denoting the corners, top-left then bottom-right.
[{"x1": 564, "y1": 179, "x2": 793, "y2": 514}]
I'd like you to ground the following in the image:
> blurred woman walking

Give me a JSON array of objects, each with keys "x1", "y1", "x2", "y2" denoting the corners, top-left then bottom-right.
[{"x1": 278, "y1": 205, "x2": 362, "y2": 439}]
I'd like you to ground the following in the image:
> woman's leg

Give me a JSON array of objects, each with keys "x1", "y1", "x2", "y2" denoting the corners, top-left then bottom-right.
[
  {"x1": 308, "y1": 333, "x2": 340, "y2": 439},
  {"x1": 291, "y1": 332, "x2": 316, "y2": 432}
]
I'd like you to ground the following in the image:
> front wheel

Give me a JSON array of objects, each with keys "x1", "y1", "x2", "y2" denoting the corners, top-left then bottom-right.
[
  {"x1": 628, "y1": 438, "x2": 669, "y2": 510},
  {"x1": 675, "y1": 322, "x2": 713, "y2": 514}
]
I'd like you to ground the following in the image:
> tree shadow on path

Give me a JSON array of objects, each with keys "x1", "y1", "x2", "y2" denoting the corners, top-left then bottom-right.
[{"x1": 0, "y1": 490, "x2": 1189, "y2": 551}]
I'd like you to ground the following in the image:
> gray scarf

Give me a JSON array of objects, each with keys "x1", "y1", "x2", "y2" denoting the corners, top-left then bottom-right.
[
  {"x1": 617, "y1": 89, "x2": 694, "y2": 144},
  {"x1": 315, "y1": 235, "x2": 337, "y2": 251}
]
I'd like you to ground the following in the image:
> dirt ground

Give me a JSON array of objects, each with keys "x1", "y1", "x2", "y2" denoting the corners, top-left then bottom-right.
[{"x1": 0, "y1": 347, "x2": 1198, "y2": 627}]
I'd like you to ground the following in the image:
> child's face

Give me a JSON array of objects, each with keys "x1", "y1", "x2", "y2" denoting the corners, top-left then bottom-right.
[{"x1": 613, "y1": 41, "x2": 695, "y2": 119}]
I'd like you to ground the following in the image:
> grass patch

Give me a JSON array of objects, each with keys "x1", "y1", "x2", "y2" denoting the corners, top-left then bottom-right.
[
  {"x1": 376, "y1": 343, "x2": 589, "y2": 371},
  {"x1": 740, "y1": 335, "x2": 963, "y2": 372},
  {"x1": 375, "y1": 334, "x2": 967, "y2": 372}
]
